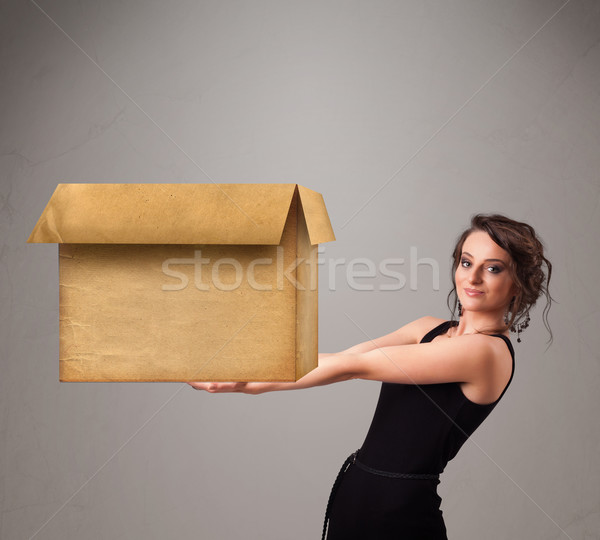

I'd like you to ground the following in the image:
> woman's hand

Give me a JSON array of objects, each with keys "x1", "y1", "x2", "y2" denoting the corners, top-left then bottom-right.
[{"x1": 187, "y1": 382, "x2": 277, "y2": 394}]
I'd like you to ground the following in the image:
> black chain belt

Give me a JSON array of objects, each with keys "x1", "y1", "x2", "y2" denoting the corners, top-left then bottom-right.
[
  {"x1": 352, "y1": 452, "x2": 440, "y2": 480},
  {"x1": 321, "y1": 449, "x2": 441, "y2": 539}
]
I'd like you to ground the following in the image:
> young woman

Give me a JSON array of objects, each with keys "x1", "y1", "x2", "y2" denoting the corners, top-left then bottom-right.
[{"x1": 189, "y1": 214, "x2": 553, "y2": 539}]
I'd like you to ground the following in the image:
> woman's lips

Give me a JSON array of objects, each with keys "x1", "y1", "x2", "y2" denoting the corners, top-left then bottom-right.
[{"x1": 464, "y1": 288, "x2": 484, "y2": 296}]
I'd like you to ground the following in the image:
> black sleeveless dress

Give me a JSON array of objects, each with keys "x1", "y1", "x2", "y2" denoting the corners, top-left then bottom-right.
[{"x1": 325, "y1": 320, "x2": 515, "y2": 539}]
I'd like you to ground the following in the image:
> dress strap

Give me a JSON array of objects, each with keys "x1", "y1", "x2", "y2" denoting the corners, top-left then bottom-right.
[
  {"x1": 489, "y1": 334, "x2": 516, "y2": 403},
  {"x1": 419, "y1": 320, "x2": 456, "y2": 343}
]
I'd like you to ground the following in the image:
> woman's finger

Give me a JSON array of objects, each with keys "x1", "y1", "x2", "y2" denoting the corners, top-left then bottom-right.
[
  {"x1": 187, "y1": 382, "x2": 249, "y2": 393},
  {"x1": 187, "y1": 382, "x2": 211, "y2": 391}
]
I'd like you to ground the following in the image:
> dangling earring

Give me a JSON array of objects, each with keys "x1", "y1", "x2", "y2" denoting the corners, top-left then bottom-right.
[
  {"x1": 457, "y1": 299, "x2": 463, "y2": 317},
  {"x1": 514, "y1": 313, "x2": 531, "y2": 343}
]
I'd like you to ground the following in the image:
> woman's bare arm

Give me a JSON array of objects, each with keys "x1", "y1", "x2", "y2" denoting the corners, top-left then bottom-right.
[
  {"x1": 188, "y1": 317, "x2": 437, "y2": 393},
  {"x1": 188, "y1": 353, "x2": 358, "y2": 394},
  {"x1": 188, "y1": 330, "x2": 496, "y2": 395}
]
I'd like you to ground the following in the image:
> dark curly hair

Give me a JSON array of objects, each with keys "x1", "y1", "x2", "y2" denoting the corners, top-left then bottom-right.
[{"x1": 447, "y1": 213, "x2": 553, "y2": 344}]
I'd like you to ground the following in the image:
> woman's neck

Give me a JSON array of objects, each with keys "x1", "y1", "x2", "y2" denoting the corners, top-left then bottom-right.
[{"x1": 453, "y1": 310, "x2": 509, "y2": 337}]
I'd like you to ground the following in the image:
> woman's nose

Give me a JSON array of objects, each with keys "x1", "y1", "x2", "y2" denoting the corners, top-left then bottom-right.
[{"x1": 469, "y1": 269, "x2": 483, "y2": 283}]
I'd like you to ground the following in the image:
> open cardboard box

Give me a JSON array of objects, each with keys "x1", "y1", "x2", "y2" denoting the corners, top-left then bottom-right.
[{"x1": 28, "y1": 183, "x2": 335, "y2": 382}]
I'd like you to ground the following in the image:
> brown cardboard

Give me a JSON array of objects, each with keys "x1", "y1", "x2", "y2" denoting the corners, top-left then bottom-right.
[{"x1": 28, "y1": 184, "x2": 335, "y2": 382}]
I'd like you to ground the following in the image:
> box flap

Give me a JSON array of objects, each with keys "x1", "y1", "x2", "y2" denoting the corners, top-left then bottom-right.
[
  {"x1": 27, "y1": 183, "x2": 333, "y2": 245},
  {"x1": 297, "y1": 185, "x2": 336, "y2": 245}
]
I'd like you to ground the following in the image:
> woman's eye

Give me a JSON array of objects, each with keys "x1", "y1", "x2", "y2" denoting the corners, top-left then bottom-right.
[{"x1": 460, "y1": 260, "x2": 502, "y2": 273}]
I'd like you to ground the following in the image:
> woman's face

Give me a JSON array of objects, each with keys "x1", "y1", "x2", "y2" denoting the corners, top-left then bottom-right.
[{"x1": 455, "y1": 230, "x2": 517, "y2": 316}]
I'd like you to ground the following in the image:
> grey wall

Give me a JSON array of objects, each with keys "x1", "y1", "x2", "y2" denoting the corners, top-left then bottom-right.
[{"x1": 2, "y1": 1, "x2": 599, "y2": 539}]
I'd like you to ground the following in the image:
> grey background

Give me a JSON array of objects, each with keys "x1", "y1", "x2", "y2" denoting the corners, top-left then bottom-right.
[{"x1": 1, "y1": 0, "x2": 599, "y2": 539}]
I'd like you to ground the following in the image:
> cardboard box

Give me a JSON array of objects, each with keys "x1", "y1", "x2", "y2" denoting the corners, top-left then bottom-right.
[{"x1": 28, "y1": 183, "x2": 335, "y2": 382}]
